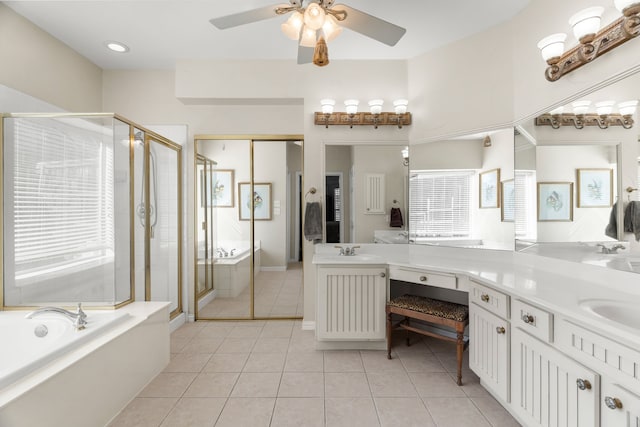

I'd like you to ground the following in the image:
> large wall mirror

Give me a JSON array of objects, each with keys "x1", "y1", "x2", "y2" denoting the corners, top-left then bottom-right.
[{"x1": 514, "y1": 71, "x2": 640, "y2": 273}]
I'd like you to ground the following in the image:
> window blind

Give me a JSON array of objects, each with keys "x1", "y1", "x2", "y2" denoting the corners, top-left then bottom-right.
[
  {"x1": 514, "y1": 170, "x2": 537, "y2": 239},
  {"x1": 409, "y1": 170, "x2": 473, "y2": 237},
  {"x1": 12, "y1": 119, "x2": 114, "y2": 281},
  {"x1": 334, "y1": 187, "x2": 342, "y2": 222}
]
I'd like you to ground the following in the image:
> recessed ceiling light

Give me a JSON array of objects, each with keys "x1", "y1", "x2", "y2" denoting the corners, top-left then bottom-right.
[{"x1": 105, "y1": 41, "x2": 129, "y2": 53}]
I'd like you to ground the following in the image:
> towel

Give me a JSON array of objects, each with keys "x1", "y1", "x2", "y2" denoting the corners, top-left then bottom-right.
[
  {"x1": 390, "y1": 207, "x2": 404, "y2": 228},
  {"x1": 304, "y1": 201, "x2": 323, "y2": 244},
  {"x1": 605, "y1": 202, "x2": 618, "y2": 239},
  {"x1": 623, "y1": 201, "x2": 640, "y2": 241}
]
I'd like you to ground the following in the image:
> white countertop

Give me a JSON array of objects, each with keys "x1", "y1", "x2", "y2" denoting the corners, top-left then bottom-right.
[{"x1": 313, "y1": 244, "x2": 640, "y2": 347}]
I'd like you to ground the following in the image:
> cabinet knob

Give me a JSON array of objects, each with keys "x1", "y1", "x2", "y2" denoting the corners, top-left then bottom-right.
[
  {"x1": 419, "y1": 276, "x2": 427, "y2": 282},
  {"x1": 379, "y1": 272, "x2": 386, "y2": 278},
  {"x1": 496, "y1": 326, "x2": 506, "y2": 334},
  {"x1": 604, "y1": 396, "x2": 623, "y2": 410},
  {"x1": 480, "y1": 294, "x2": 490, "y2": 302},
  {"x1": 576, "y1": 379, "x2": 592, "y2": 391},
  {"x1": 522, "y1": 314, "x2": 535, "y2": 324}
]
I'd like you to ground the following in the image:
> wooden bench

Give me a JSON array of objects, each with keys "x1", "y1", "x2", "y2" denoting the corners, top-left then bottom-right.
[{"x1": 386, "y1": 294, "x2": 469, "y2": 385}]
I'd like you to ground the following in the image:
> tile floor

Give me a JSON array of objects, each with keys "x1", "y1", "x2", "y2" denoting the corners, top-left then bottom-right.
[
  {"x1": 109, "y1": 320, "x2": 521, "y2": 427},
  {"x1": 198, "y1": 263, "x2": 304, "y2": 319}
]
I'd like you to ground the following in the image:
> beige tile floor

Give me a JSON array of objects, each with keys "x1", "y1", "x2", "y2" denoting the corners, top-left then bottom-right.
[
  {"x1": 109, "y1": 320, "x2": 522, "y2": 427},
  {"x1": 198, "y1": 263, "x2": 304, "y2": 319}
]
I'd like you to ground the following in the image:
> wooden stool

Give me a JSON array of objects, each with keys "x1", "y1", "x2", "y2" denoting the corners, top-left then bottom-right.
[{"x1": 386, "y1": 294, "x2": 469, "y2": 385}]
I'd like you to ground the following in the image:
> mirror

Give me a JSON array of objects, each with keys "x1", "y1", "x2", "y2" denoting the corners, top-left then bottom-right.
[
  {"x1": 408, "y1": 128, "x2": 515, "y2": 250},
  {"x1": 323, "y1": 143, "x2": 409, "y2": 244}
]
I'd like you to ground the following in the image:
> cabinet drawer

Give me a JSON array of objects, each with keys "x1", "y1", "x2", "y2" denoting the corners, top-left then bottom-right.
[
  {"x1": 468, "y1": 280, "x2": 509, "y2": 319},
  {"x1": 512, "y1": 299, "x2": 553, "y2": 343},
  {"x1": 389, "y1": 266, "x2": 457, "y2": 290}
]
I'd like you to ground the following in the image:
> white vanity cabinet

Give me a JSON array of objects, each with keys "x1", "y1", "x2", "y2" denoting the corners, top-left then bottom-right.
[
  {"x1": 468, "y1": 281, "x2": 510, "y2": 402},
  {"x1": 316, "y1": 265, "x2": 388, "y2": 341},
  {"x1": 511, "y1": 320, "x2": 599, "y2": 427},
  {"x1": 600, "y1": 381, "x2": 640, "y2": 426}
]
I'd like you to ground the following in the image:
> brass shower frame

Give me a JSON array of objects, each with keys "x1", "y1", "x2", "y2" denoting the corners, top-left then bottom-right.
[
  {"x1": 0, "y1": 113, "x2": 183, "y2": 318},
  {"x1": 193, "y1": 134, "x2": 304, "y2": 321}
]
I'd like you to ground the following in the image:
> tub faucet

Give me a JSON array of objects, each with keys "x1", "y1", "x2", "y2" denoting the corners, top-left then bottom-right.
[
  {"x1": 597, "y1": 243, "x2": 625, "y2": 254},
  {"x1": 25, "y1": 303, "x2": 88, "y2": 331}
]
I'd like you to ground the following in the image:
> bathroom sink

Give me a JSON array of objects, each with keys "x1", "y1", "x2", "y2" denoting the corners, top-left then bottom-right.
[
  {"x1": 314, "y1": 254, "x2": 386, "y2": 264},
  {"x1": 579, "y1": 299, "x2": 640, "y2": 331}
]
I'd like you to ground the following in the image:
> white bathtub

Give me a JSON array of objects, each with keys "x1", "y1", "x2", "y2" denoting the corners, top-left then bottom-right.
[
  {"x1": 198, "y1": 241, "x2": 261, "y2": 299},
  {"x1": 0, "y1": 302, "x2": 170, "y2": 427},
  {"x1": 0, "y1": 310, "x2": 129, "y2": 390}
]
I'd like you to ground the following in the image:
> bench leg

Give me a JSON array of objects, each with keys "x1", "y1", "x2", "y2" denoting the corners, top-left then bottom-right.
[
  {"x1": 386, "y1": 311, "x2": 393, "y2": 360},
  {"x1": 405, "y1": 317, "x2": 411, "y2": 346},
  {"x1": 456, "y1": 326, "x2": 465, "y2": 386}
]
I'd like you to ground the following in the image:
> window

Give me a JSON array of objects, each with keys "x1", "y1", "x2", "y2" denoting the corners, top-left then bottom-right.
[
  {"x1": 514, "y1": 170, "x2": 537, "y2": 239},
  {"x1": 9, "y1": 118, "x2": 115, "y2": 285},
  {"x1": 409, "y1": 170, "x2": 473, "y2": 237}
]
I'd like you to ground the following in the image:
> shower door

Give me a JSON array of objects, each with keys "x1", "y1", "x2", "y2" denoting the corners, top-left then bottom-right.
[{"x1": 196, "y1": 155, "x2": 215, "y2": 300}]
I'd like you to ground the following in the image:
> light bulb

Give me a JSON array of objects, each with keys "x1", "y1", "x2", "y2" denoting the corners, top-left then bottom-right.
[
  {"x1": 322, "y1": 14, "x2": 342, "y2": 42},
  {"x1": 569, "y1": 7, "x2": 604, "y2": 44},
  {"x1": 595, "y1": 101, "x2": 614, "y2": 116},
  {"x1": 537, "y1": 33, "x2": 566, "y2": 63},
  {"x1": 572, "y1": 100, "x2": 591, "y2": 115},
  {"x1": 393, "y1": 99, "x2": 408, "y2": 115},
  {"x1": 281, "y1": 11, "x2": 304, "y2": 40},
  {"x1": 320, "y1": 99, "x2": 335, "y2": 114},
  {"x1": 368, "y1": 99, "x2": 384, "y2": 115},
  {"x1": 299, "y1": 25, "x2": 317, "y2": 47},
  {"x1": 618, "y1": 100, "x2": 638, "y2": 116},
  {"x1": 303, "y1": 2, "x2": 326, "y2": 31},
  {"x1": 344, "y1": 99, "x2": 359, "y2": 115}
]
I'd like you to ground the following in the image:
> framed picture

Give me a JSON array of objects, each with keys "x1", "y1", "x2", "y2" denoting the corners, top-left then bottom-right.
[
  {"x1": 537, "y1": 182, "x2": 573, "y2": 221},
  {"x1": 576, "y1": 168, "x2": 613, "y2": 208},
  {"x1": 501, "y1": 179, "x2": 515, "y2": 222},
  {"x1": 211, "y1": 170, "x2": 234, "y2": 207},
  {"x1": 479, "y1": 168, "x2": 500, "y2": 208},
  {"x1": 238, "y1": 182, "x2": 272, "y2": 221}
]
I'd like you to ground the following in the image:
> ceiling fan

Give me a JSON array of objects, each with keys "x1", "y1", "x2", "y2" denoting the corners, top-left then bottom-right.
[{"x1": 210, "y1": 0, "x2": 406, "y2": 66}]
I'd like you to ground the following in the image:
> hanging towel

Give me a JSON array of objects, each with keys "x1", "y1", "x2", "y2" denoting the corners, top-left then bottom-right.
[
  {"x1": 304, "y1": 201, "x2": 323, "y2": 244},
  {"x1": 390, "y1": 207, "x2": 404, "y2": 228},
  {"x1": 605, "y1": 202, "x2": 618, "y2": 239},
  {"x1": 623, "y1": 201, "x2": 640, "y2": 241}
]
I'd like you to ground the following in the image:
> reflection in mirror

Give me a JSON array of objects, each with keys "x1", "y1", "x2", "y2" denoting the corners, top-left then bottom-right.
[
  {"x1": 323, "y1": 144, "x2": 409, "y2": 244},
  {"x1": 409, "y1": 128, "x2": 515, "y2": 250}
]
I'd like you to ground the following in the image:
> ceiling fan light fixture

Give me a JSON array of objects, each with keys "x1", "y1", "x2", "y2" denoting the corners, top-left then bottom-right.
[
  {"x1": 281, "y1": 11, "x2": 304, "y2": 40},
  {"x1": 299, "y1": 25, "x2": 317, "y2": 47},
  {"x1": 313, "y1": 36, "x2": 330, "y2": 66},
  {"x1": 304, "y1": 2, "x2": 326, "y2": 30},
  {"x1": 322, "y1": 14, "x2": 342, "y2": 42}
]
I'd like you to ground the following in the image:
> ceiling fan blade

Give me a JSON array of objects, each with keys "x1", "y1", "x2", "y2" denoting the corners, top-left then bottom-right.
[
  {"x1": 297, "y1": 45, "x2": 314, "y2": 64},
  {"x1": 333, "y1": 4, "x2": 406, "y2": 46},
  {"x1": 210, "y1": 4, "x2": 288, "y2": 30}
]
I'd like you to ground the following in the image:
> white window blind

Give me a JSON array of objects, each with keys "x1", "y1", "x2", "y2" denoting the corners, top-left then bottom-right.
[
  {"x1": 334, "y1": 187, "x2": 342, "y2": 222},
  {"x1": 409, "y1": 170, "x2": 473, "y2": 237},
  {"x1": 11, "y1": 119, "x2": 114, "y2": 282},
  {"x1": 514, "y1": 170, "x2": 537, "y2": 239}
]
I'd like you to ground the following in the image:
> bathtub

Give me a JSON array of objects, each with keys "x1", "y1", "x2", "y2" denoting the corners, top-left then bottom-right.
[
  {"x1": 198, "y1": 241, "x2": 261, "y2": 299},
  {"x1": 0, "y1": 302, "x2": 170, "y2": 427},
  {"x1": 0, "y1": 310, "x2": 130, "y2": 390}
]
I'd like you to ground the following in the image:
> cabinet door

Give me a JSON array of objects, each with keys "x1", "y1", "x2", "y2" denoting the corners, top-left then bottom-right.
[
  {"x1": 511, "y1": 327, "x2": 599, "y2": 427},
  {"x1": 317, "y1": 266, "x2": 387, "y2": 340},
  {"x1": 469, "y1": 302, "x2": 510, "y2": 402},
  {"x1": 601, "y1": 382, "x2": 640, "y2": 427}
]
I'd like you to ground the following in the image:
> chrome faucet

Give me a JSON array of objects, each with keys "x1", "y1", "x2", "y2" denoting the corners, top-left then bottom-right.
[
  {"x1": 597, "y1": 243, "x2": 625, "y2": 254},
  {"x1": 334, "y1": 245, "x2": 361, "y2": 256},
  {"x1": 25, "y1": 303, "x2": 88, "y2": 330}
]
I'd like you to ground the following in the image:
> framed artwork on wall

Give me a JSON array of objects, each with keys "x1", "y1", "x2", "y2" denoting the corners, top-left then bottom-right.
[
  {"x1": 501, "y1": 179, "x2": 515, "y2": 222},
  {"x1": 537, "y1": 182, "x2": 573, "y2": 221},
  {"x1": 211, "y1": 169, "x2": 234, "y2": 207},
  {"x1": 238, "y1": 182, "x2": 272, "y2": 221},
  {"x1": 576, "y1": 168, "x2": 613, "y2": 208},
  {"x1": 479, "y1": 168, "x2": 500, "y2": 208}
]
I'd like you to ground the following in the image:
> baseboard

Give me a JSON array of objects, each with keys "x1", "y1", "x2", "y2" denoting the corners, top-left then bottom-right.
[
  {"x1": 301, "y1": 320, "x2": 316, "y2": 331},
  {"x1": 187, "y1": 313, "x2": 195, "y2": 323},
  {"x1": 315, "y1": 340, "x2": 386, "y2": 351},
  {"x1": 197, "y1": 289, "x2": 217, "y2": 311},
  {"x1": 169, "y1": 312, "x2": 186, "y2": 333}
]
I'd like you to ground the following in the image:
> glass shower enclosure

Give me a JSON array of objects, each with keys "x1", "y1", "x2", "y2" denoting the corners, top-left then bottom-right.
[{"x1": 1, "y1": 113, "x2": 182, "y2": 317}]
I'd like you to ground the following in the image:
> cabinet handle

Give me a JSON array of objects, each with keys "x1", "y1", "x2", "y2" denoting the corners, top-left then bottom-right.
[
  {"x1": 419, "y1": 276, "x2": 427, "y2": 282},
  {"x1": 522, "y1": 314, "x2": 535, "y2": 324},
  {"x1": 379, "y1": 272, "x2": 386, "y2": 278},
  {"x1": 496, "y1": 326, "x2": 506, "y2": 334},
  {"x1": 604, "y1": 396, "x2": 623, "y2": 410},
  {"x1": 480, "y1": 294, "x2": 490, "y2": 302},
  {"x1": 576, "y1": 379, "x2": 592, "y2": 391}
]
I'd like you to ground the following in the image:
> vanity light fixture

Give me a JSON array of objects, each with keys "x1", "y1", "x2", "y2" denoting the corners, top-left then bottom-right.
[
  {"x1": 314, "y1": 99, "x2": 411, "y2": 129},
  {"x1": 105, "y1": 41, "x2": 130, "y2": 53},
  {"x1": 537, "y1": 2, "x2": 640, "y2": 81},
  {"x1": 535, "y1": 99, "x2": 637, "y2": 129}
]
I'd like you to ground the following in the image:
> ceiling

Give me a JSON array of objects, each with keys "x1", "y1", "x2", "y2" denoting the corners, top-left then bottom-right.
[{"x1": 5, "y1": 0, "x2": 530, "y2": 70}]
